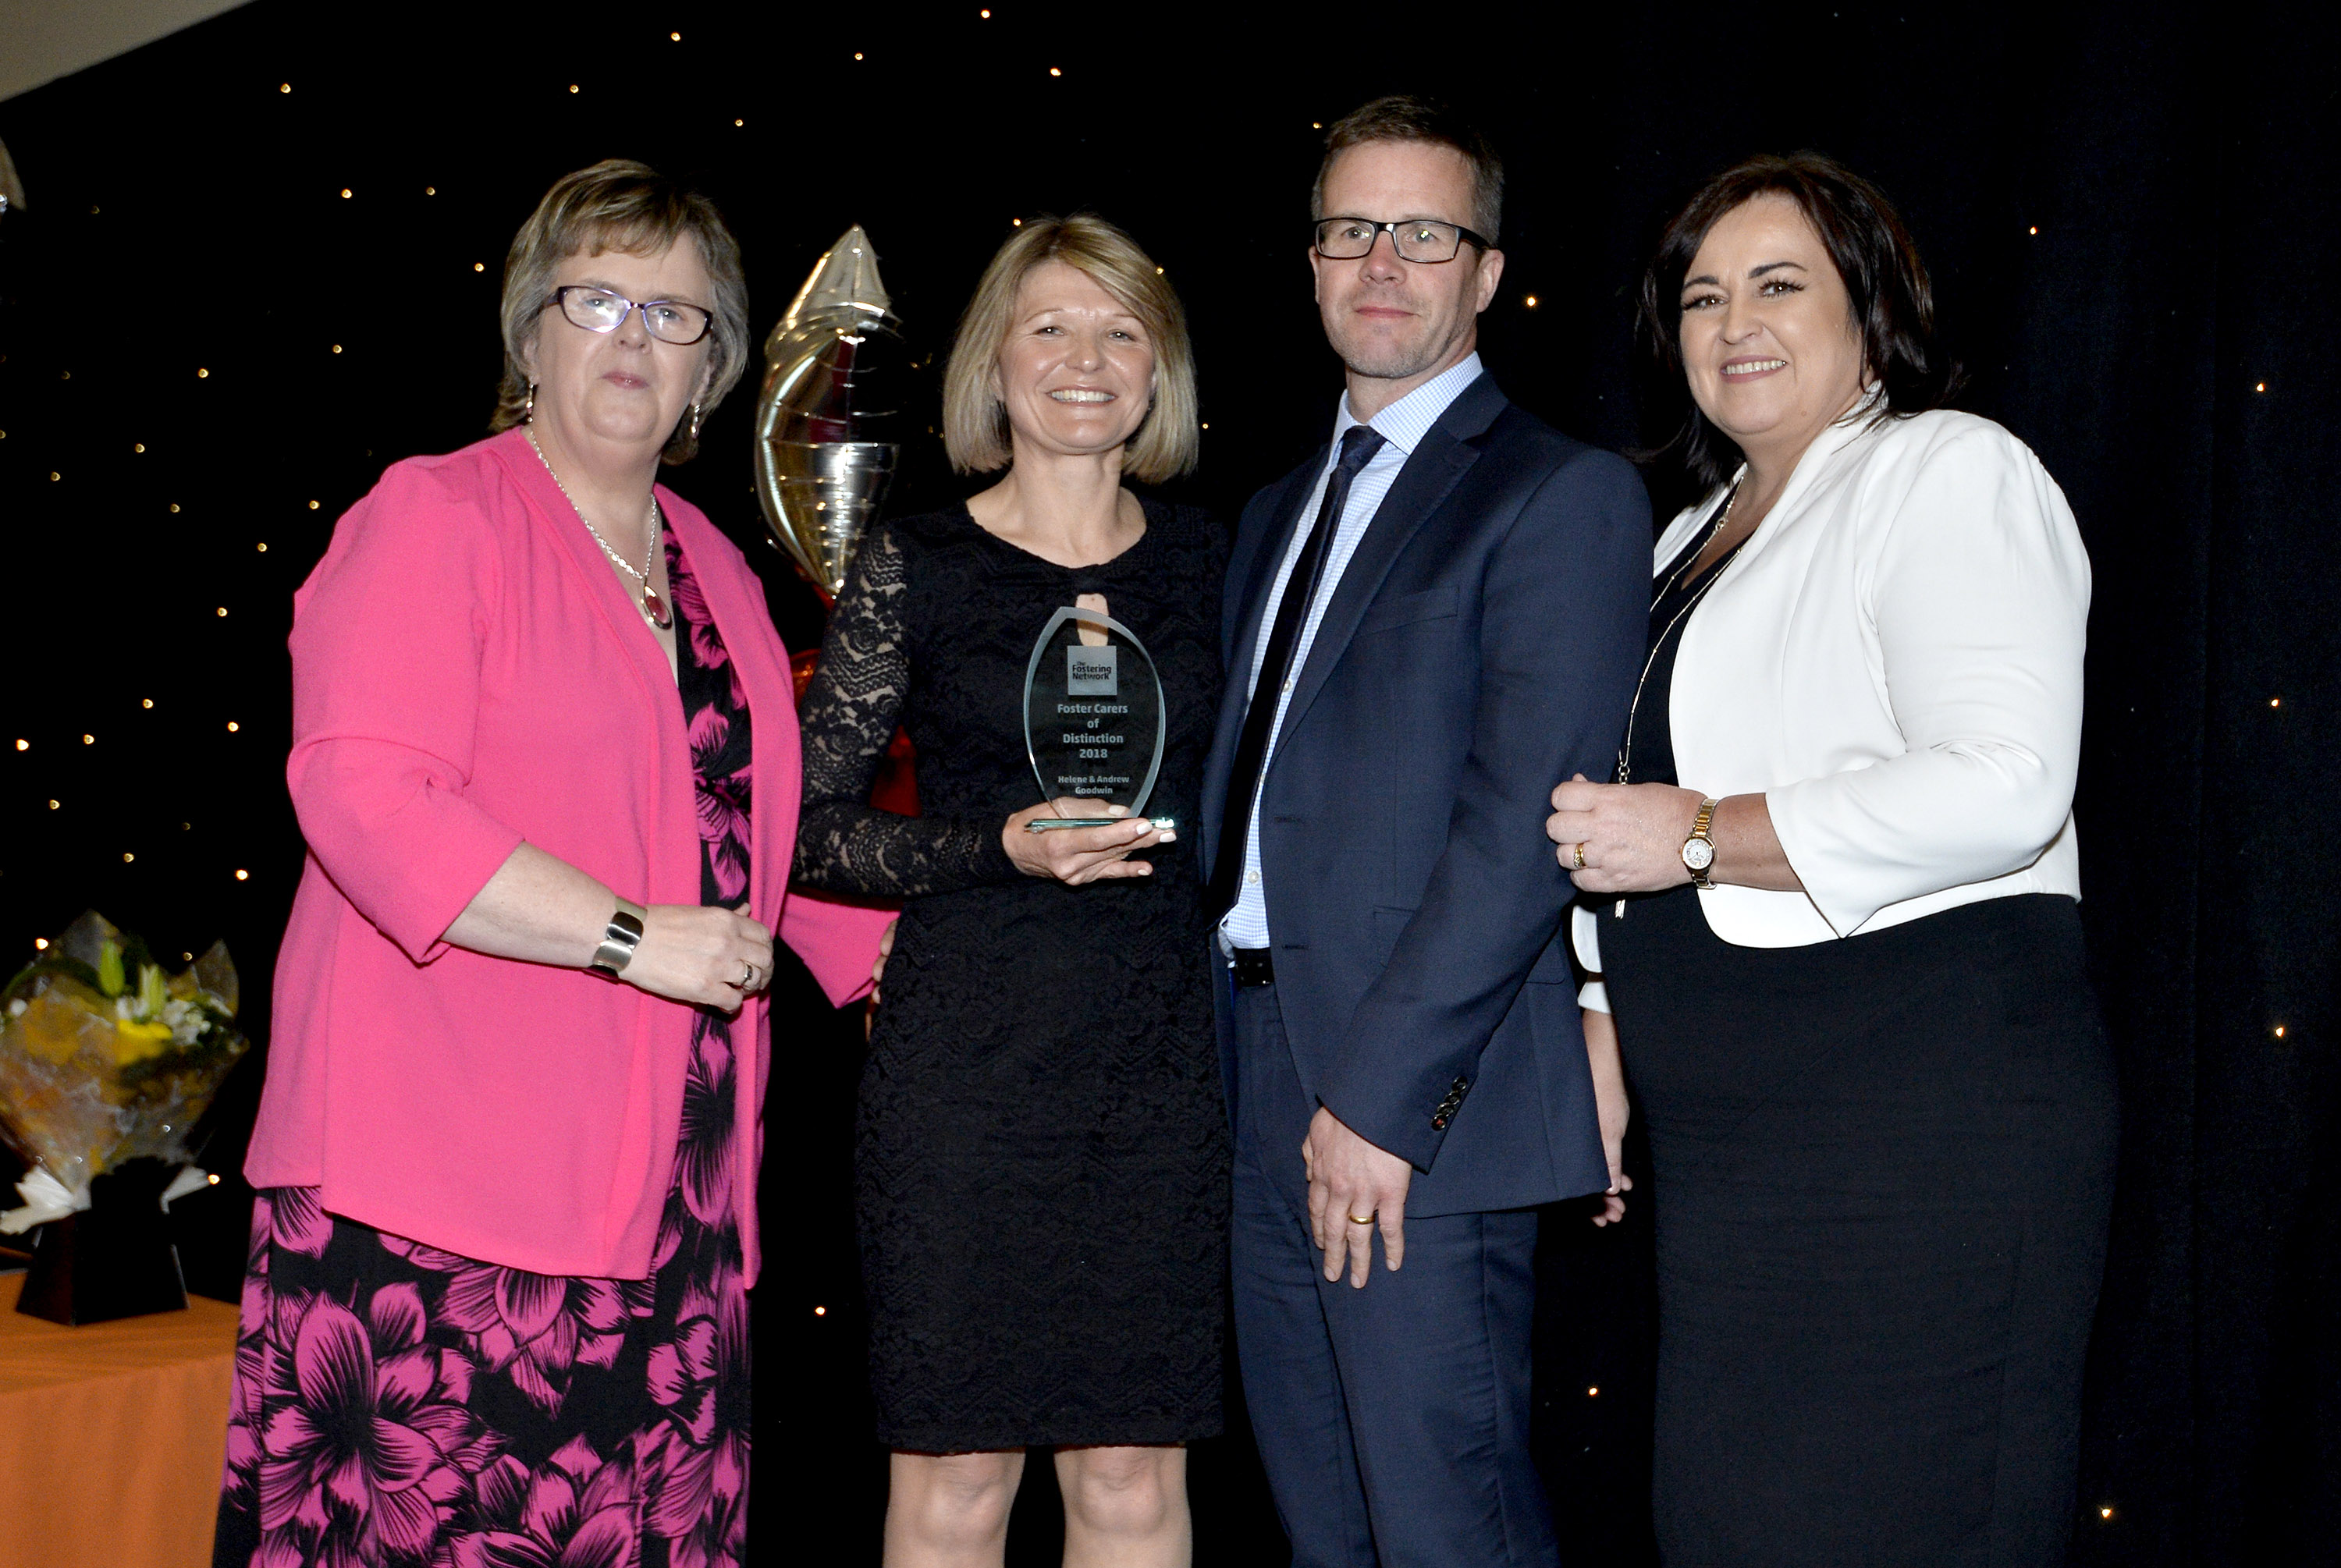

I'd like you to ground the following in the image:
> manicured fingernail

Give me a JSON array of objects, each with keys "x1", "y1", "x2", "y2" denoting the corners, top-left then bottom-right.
[
  {"x1": 1107, "y1": 805, "x2": 1129, "y2": 818},
  {"x1": 1157, "y1": 830, "x2": 1177, "y2": 842}
]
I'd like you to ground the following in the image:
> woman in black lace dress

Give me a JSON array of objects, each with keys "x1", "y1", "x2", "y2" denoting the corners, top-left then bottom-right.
[{"x1": 794, "y1": 216, "x2": 1228, "y2": 1566}]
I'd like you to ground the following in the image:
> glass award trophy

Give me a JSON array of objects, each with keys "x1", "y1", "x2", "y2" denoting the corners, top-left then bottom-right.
[{"x1": 1021, "y1": 605, "x2": 1174, "y2": 832}]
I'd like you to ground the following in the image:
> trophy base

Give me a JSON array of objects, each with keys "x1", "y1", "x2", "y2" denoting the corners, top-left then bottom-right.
[{"x1": 1028, "y1": 817, "x2": 1177, "y2": 832}]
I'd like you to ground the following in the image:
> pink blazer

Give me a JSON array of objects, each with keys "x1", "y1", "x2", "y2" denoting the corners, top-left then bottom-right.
[{"x1": 247, "y1": 427, "x2": 889, "y2": 1282}]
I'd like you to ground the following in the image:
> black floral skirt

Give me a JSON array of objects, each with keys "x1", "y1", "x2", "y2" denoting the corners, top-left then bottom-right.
[{"x1": 212, "y1": 1016, "x2": 750, "y2": 1568}]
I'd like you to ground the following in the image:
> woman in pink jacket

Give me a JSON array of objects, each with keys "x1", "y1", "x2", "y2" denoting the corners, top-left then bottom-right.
[{"x1": 212, "y1": 160, "x2": 888, "y2": 1568}]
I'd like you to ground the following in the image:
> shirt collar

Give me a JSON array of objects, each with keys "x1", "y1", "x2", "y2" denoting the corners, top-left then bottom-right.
[{"x1": 1331, "y1": 351, "x2": 1485, "y2": 459}]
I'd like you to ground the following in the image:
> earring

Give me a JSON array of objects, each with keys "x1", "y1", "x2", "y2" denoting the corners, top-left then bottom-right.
[
  {"x1": 524, "y1": 382, "x2": 535, "y2": 423},
  {"x1": 687, "y1": 402, "x2": 704, "y2": 442}
]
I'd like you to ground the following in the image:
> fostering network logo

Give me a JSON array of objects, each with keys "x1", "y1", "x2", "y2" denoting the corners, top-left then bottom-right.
[{"x1": 1067, "y1": 644, "x2": 1119, "y2": 696}]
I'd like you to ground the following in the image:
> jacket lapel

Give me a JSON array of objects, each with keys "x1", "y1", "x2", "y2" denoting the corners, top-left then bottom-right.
[
  {"x1": 657, "y1": 500, "x2": 794, "y2": 1277},
  {"x1": 1274, "y1": 374, "x2": 1504, "y2": 747},
  {"x1": 1703, "y1": 386, "x2": 1887, "y2": 576}
]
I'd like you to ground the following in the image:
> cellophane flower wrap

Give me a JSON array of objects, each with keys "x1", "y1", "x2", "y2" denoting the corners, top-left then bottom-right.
[{"x1": 0, "y1": 910, "x2": 246, "y2": 1205}]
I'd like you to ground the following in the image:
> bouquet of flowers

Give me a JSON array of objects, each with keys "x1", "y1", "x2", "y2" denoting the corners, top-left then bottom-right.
[{"x1": 0, "y1": 911, "x2": 247, "y2": 1232}]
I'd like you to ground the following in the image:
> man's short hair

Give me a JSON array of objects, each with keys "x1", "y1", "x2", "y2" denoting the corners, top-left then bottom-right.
[{"x1": 1313, "y1": 95, "x2": 1504, "y2": 246}]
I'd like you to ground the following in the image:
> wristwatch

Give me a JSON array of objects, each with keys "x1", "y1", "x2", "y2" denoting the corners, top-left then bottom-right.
[
  {"x1": 588, "y1": 898, "x2": 648, "y2": 980},
  {"x1": 1681, "y1": 799, "x2": 1718, "y2": 890}
]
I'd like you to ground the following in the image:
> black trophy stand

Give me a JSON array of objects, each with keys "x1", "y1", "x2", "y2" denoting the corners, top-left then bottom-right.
[{"x1": 16, "y1": 1157, "x2": 189, "y2": 1324}]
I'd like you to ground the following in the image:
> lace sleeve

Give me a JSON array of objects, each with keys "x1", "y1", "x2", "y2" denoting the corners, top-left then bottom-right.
[{"x1": 792, "y1": 527, "x2": 1025, "y2": 897}]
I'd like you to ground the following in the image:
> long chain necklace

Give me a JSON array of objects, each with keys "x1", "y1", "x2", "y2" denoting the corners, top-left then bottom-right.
[
  {"x1": 1615, "y1": 481, "x2": 1742, "y2": 789},
  {"x1": 527, "y1": 430, "x2": 673, "y2": 630},
  {"x1": 1607, "y1": 482, "x2": 1743, "y2": 921}
]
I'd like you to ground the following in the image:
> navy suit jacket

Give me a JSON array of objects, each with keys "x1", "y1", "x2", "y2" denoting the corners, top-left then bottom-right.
[{"x1": 1202, "y1": 374, "x2": 1649, "y2": 1216}]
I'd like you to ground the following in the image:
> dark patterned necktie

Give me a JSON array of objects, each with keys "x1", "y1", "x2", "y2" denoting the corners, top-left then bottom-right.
[{"x1": 1209, "y1": 424, "x2": 1388, "y2": 923}]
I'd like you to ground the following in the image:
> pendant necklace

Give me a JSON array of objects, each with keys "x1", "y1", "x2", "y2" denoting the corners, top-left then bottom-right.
[{"x1": 527, "y1": 430, "x2": 673, "y2": 630}]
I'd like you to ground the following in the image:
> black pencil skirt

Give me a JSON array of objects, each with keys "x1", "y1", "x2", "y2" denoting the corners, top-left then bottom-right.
[{"x1": 1600, "y1": 890, "x2": 2118, "y2": 1567}]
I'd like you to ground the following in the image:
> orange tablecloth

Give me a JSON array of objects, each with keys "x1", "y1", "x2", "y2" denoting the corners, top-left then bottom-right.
[{"x1": 0, "y1": 1272, "x2": 238, "y2": 1568}]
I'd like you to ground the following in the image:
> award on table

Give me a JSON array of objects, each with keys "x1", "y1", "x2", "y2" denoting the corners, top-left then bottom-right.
[{"x1": 1022, "y1": 604, "x2": 1175, "y2": 832}]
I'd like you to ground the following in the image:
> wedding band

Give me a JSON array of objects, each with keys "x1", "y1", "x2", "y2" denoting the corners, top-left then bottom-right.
[
  {"x1": 1347, "y1": 1213, "x2": 1376, "y2": 1226},
  {"x1": 739, "y1": 962, "x2": 758, "y2": 990},
  {"x1": 1572, "y1": 842, "x2": 1587, "y2": 871}
]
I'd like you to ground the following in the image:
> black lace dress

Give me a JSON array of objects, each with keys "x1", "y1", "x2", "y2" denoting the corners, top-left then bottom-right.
[{"x1": 794, "y1": 499, "x2": 1231, "y2": 1453}]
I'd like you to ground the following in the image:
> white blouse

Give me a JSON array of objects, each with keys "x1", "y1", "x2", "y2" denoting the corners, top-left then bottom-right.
[{"x1": 1575, "y1": 404, "x2": 2089, "y2": 1006}]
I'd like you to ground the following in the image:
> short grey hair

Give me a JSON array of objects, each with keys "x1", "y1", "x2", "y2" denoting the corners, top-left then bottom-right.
[{"x1": 489, "y1": 159, "x2": 748, "y2": 464}]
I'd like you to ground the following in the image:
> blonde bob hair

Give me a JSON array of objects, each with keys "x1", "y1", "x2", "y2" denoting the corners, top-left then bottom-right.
[
  {"x1": 942, "y1": 215, "x2": 1199, "y2": 481},
  {"x1": 489, "y1": 159, "x2": 749, "y2": 464}
]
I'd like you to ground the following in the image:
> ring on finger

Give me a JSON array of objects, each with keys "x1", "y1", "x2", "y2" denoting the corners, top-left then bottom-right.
[
  {"x1": 739, "y1": 961, "x2": 758, "y2": 991},
  {"x1": 1571, "y1": 841, "x2": 1587, "y2": 871},
  {"x1": 1347, "y1": 1212, "x2": 1376, "y2": 1226}
]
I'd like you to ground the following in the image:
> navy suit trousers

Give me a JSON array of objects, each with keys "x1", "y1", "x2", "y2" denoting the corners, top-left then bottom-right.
[{"x1": 1229, "y1": 981, "x2": 1557, "y2": 1568}]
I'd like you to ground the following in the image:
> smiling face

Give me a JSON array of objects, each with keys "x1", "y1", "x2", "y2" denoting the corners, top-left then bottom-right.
[
  {"x1": 1310, "y1": 139, "x2": 1502, "y2": 398},
  {"x1": 993, "y1": 260, "x2": 1157, "y2": 463},
  {"x1": 1678, "y1": 193, "x2": 1869, "y2": 470},
  {"x1": 524, "y1": 238, "x2": 716, "y2": 459}
]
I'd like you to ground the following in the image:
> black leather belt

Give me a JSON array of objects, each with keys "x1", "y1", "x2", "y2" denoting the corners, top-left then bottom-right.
[{"x1": 1227, "y1": 946, "x2": 1275, "y2": 987}]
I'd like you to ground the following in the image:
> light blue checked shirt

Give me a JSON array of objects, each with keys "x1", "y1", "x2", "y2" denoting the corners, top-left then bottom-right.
[{"x1": 1220, "y1": 353, "x2": 1485, "y2": 950}]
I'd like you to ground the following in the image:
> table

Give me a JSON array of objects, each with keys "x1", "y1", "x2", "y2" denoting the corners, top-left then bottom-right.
[{"x1": 0, "y1": 1272, "x2": 238, "y2": 1568}]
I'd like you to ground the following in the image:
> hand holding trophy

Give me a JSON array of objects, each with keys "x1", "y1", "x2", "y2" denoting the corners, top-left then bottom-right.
[
  {"x1": 1000, "y1": 594, "x2": 1176, "y2": 883},
  {"x1": 1021, "y1": 601, "x2": 1174, "y2": 832}
]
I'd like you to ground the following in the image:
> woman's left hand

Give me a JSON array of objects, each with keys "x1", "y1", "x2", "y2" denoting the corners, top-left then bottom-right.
[
  {"x1": 871, "y1": 917, "x2": 897, "y2": 1002},
  {"x1": 1547, "y1": 775, "x2": 1705, "y2": 895},
  {"x1": 865, "y1": 917, "x2": 897, "y2": 1042}
]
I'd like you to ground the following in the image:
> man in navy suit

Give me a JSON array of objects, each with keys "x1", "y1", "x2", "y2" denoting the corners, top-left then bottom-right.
[{"x1": 1200, "y1": 97, "x2": 1648, "y2": 1566}]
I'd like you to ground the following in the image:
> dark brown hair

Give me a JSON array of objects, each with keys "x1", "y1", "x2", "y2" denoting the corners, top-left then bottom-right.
[
  {"x1": 1637, "y1": 151, "x2": 1959, "y2": 488},
  {"x1": 1313, "y1": 94, "x2": 1503, "y2": 245}
]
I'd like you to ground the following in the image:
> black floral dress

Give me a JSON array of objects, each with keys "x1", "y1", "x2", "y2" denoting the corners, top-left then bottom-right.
[
  {"x1": 794, "y1": 500, "x2": 1231, "y2": 1453},
  {"x1": 215, "y1": 534, "x2": 755, "y2": 1568}
]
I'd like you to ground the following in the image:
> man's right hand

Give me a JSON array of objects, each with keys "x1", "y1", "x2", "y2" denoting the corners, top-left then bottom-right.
[{"x1": 1304, "y1": 1106, "x2": 1414, "y2": 1287}]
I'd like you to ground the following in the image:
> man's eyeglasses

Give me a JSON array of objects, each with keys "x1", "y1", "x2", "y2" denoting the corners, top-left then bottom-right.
[
  {"x1": 545, "y1": 285, "x2": 714, "y2": 346},
  {"x1": 1313, "y1": 217, "x2": 1492, "y2": 264}
]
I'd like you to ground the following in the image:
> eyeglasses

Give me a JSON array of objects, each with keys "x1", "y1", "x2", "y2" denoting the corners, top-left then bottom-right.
[
  {"x1": 1313, "y1": 217, "x2": 1492, "y2": 264},
  {"x1": 546, "y1": 285, "x2": 714, "y2": 346}
]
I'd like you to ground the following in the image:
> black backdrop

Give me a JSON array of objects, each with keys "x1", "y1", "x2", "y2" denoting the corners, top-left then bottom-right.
[{"x1": 0, "y1": 4, "x2": 2332, "y2": 1563}]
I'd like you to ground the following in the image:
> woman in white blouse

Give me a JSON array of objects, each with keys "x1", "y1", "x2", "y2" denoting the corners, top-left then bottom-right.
[{"x1": 1549, "y1": 154, "x2": 2117, "y2": 1566}]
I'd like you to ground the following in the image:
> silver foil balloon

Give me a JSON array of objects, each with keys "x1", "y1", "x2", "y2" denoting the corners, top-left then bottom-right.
[{"x1": 755, "y1": 225, "x2": 901, "y2": 598}]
